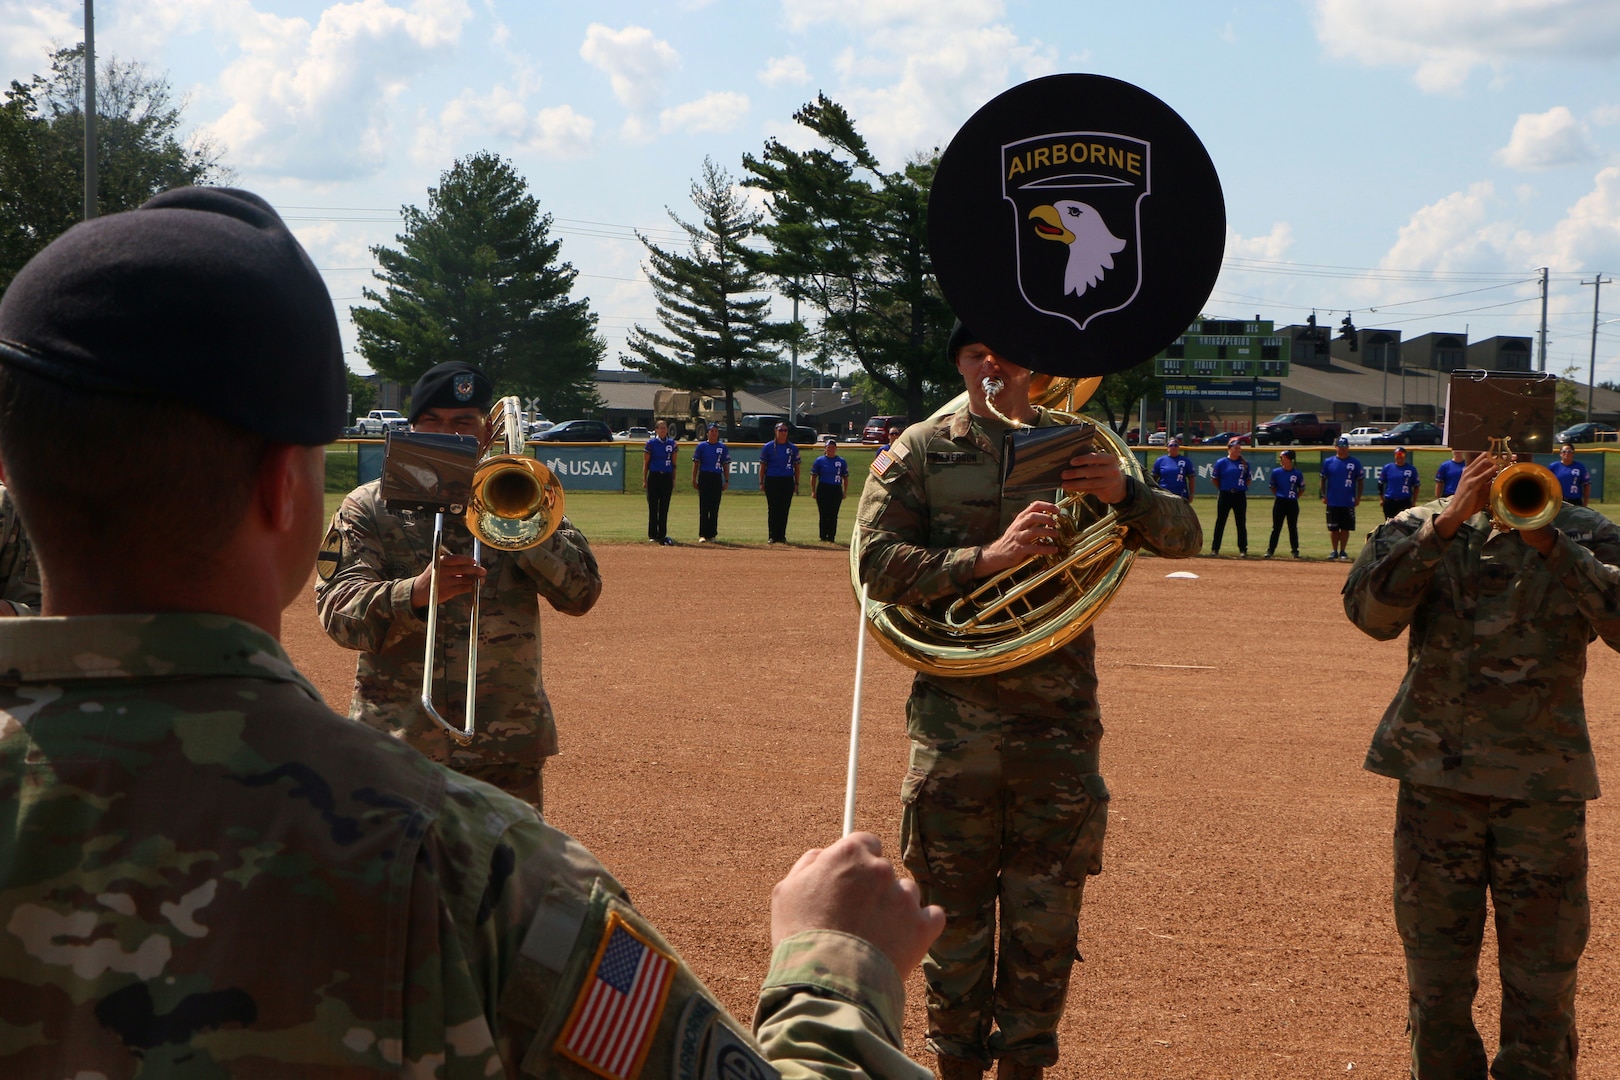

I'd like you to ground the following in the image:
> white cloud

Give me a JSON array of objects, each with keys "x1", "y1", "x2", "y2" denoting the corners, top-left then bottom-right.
[
  {"x1": 1542, "y1": 165, "x2": 1620, "y2": 270},
  {"x1": 660, "y1": 91, "x2": 749, "y2": 135},
  {"x1": 1496, "y1": 106, "x2": 1593, "y2": 170},
  {"x1": 412, "y1": 85, "x2": 594, "y2": 165},
  {"x1": 1226, "y1": 223, "x2": 1294, "y2": 261},
  {"x1": 1593, "y1": 104, "x2": 1620, "y2": 127},
  {"x1": 0, "y1": 1, "x2": 79, "y2": 84},
  {"x1": 1314, "y1": 0, "x2": 1620, "y2": 92},
  {"x1": 758, "y1": 55, "x2": 811, "y2": 87},
  {"x1": 782, "y1": 0, "x2": 1002, "y2": 33},
  {"x1": 1380, "y1": 181, "x2": 1523, "y2": 271},
  {"x1": 578, "y1": 23, "x2": 679, "y2": 113},
  {"x1": 198, "y1": 0, "x2": 474, "y2": 181}
]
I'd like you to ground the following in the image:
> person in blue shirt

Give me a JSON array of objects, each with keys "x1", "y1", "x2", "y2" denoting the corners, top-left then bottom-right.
[
  {"x1": 1377, "y1": 446, "x2": 1422, "y2": 520},
  {"x1": 759, "y1": 422, "x2": 801, "y2": 543},
  {"x1": 1151, "y1": 437, "x2": 1195, "y2": 501},
  {"x1": 1319, "y1": 436, "x2": 1365, "y2": 561},
  {"x1": 1264, "y1": 449, "x2": 1305, "y2": 559},
  {"x1": 690, "y1": 422, "x2": 730, "y2": 542},
  {"x1": 1550, "y1": 442, "x2": 1591, "y2": 506},
  {"x1": 1209, "y1": 437, "x2": 1251, "y2": 556},
  {"x1": 810, "y1": 437, "x2": 851, "y2": 542},
  {"x1": 642, "y1": 419, "x2": 678, "y2": 545},
  {"x1": 1434, "y1": 448, "x2": 1467, "y2": 500}
]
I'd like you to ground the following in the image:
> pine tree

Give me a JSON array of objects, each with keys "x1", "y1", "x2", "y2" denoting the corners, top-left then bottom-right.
[
  {"x1": 353, "y1": 152, "x2": 603, "y2": 418},
  {"x1": 623, "y1": 158, "x2": 781, "y2": 433}
]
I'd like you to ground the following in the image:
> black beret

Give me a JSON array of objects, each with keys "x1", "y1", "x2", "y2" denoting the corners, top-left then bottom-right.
[
  {"x1": 946, "y1": 318, "x2": 983, "y2": 362},
  {"x1": 409, "y1": 362, "x2": 494, "y2": 423},
  {"x1": 0, "y1": 186, "x2": 345, "y2": 444}
]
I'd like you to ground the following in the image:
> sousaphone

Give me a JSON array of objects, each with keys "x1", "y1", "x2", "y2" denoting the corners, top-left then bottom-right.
[{"x1": 854, "y1": 74, "x2": 1225, "y2": 677}]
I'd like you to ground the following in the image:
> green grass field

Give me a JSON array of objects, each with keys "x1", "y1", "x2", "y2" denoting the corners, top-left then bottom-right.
[{"x1": 323, "y1": 443, "x2": 1617, "y2": 560}]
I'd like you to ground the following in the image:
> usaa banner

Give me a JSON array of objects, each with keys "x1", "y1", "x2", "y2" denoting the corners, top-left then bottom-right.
[{"x1": 1004, "y1": 132, "x2": 1147, "y2": 331}]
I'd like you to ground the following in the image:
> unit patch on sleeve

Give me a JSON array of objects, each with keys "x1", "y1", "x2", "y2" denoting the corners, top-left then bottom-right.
[
  {"x1": 555, "y1": 911, "x2": 677, "y2": 1080},
  {"x1": 315, "y1": 522, "x2": 345, "y2": 582}
]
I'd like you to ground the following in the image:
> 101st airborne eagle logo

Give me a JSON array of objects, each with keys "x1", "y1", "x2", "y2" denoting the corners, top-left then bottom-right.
[{"x1": 1002, "y1": 131, "x2": 1148, "y2": 331}]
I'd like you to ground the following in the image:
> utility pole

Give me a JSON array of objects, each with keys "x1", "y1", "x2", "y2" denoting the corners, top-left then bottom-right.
[
  {"x1": 787, "y1": 281, "x2": 799, "y2": 428},
  {"x1": 1585, "y1": 273, "x2": 1611, "y2": 421},
  {"x1": 83, "y1": 0, "x2": 97, "y2": 220},
  {"x1": 1537, "y1": 266, "x2": 1550, "y2": 372}
]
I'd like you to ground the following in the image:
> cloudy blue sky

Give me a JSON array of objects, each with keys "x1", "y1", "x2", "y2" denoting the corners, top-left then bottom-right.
[{"x1": 5, "y1": 0, "x2": 1619, "y2": 381}]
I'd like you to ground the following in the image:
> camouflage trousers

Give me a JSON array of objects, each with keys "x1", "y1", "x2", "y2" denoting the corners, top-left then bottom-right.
[
  {"x1": 899, "y1": 683, "x2": 1109, "y2": 1069},
  {"x1": 1394, "y1": 781, "x2": 1588, "y2": 1080},
  {"x1": 459, "y1": 758, "x2": 545, "y2": 809}
]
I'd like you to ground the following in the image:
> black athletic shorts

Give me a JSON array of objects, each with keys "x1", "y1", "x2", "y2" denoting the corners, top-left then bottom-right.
[{"x1": 1325, "y1": 504, "x2": 1356, "y2": 532}]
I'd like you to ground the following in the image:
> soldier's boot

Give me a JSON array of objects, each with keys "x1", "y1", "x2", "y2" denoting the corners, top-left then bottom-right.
[
  {"x1": 995, "y1": 1060, "x2": 1043, "y2": 1080},
  {"x1": 936, "y1": 1054, "x2": 984, "y2": 1080}
]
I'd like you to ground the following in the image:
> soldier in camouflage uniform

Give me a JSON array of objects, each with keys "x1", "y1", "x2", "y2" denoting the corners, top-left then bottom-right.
[
  {"x1": 0, "y1": 186, "x2": 944, "y2": 1078},
  {"x1": 853, "y1": 323, "x2": 1202, "y2": 1080},
  {"x1": 1344, "y1": 450, "x2": 1620, "y2": 1079},
  {"x1": 0, "y1": 481, "x2": 40, "y2": 615},
  {"x1": 316, "y1": 361, "x2": 601, "y2": 807}
]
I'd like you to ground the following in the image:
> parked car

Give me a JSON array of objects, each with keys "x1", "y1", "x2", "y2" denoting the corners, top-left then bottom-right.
[
  {"x1": 1344, "y1": 425, "x2": 1388, "y2": 445},
  {"x1": 861, "y1": 415, "x2": 909, "y2": 443},
  {"x1": 353, "y1": 409, "x2": 409, "y2": 436},
  {"x1": 1200, "y1": 431, "x2": 1251, "y2": 446},
  {"x1": 1252, "y1": 412, "x2": 1342, "y2": 445},
  {"x1": 1369, "y1": 421, "x2": 1444, "y2": 446},
  {"x1": 1555, "y1": 422, "x2": 1620, "y2": 444},
  {"x1": 1146, "y1": 431, "x2": 1168, "y2": 446},
  {"x1": 614, "y1": 426, "x2": 653, "y2": 442},
  {"x1": 526, "y1": 419, "x2": 554, "y2": 438},
  {"x1": 532, "y1": 419, "x2": 614, "y2": 442}
]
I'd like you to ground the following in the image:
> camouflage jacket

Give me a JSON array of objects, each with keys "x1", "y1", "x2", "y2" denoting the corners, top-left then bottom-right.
[
  {"x1": 0, "y1": 484, "x2": 40, "y2": 615},
  {"x1": 315, "y1": 479, "x2": 602, "y2": 767},
  {"x1": 853, "y1": 404, "x2": 1202, "y2": 724},
  {"x1": 1344, "y1": 502, "x2": 1620, "y2": 800},
  {"x1": 0, "y1": 613, "x2": 930, "y2": 1080}
]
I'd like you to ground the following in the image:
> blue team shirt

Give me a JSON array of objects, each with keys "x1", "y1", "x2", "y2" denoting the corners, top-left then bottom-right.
[
  {"x1": 1211, "y1": 456, "x2": 1251, "y2": 492},
  {"x1": 810, "y1": 454, "x2": 849, "y2": 487},
  {"x1": 1435, "y1": 458, "x2": 1466, "y2": 496},
  {"x1": 644, "y1": 435, "x2": 678, "y2": 473},
  {"x1": 1270, "y1": 466, "x2": 1305, "y2": 500},
  {"x1": 1320, "y1": 454, "x2": 1364, "y2": 507},
  {"x1": 1378, "y1": 462, "x2": 1420, "y2": 500},
  {"x1": 1152, "y1": 454, "x2": 1194, "y2": 497},
  {"x1": 1550, "y1": 460, "x2": 1590, "y2": 503},
  {"x1": 760, "y1": 440, "x2": 801, "y2": 477},
  {"x1": 693, "y1": 440, "x2": 730, "y2": 473}
]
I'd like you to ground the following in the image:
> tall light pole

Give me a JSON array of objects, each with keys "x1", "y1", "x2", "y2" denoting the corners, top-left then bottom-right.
[
  {"x1": 83, "y1": 0, "x2": 97, "y2": 220},
  {"x1": 1585, "y1": 273, "x2": 1612, "y2": 421}
]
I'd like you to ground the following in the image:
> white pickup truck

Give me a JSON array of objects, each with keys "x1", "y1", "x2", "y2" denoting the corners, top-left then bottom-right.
[{"x1": 354, "y1": 409, "x2": 409, "y2": 436}]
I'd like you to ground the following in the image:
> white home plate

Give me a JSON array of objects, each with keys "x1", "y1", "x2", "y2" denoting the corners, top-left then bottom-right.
[{"x1": 1165, "y1": 571, "x2": 1199, "y2": 579}]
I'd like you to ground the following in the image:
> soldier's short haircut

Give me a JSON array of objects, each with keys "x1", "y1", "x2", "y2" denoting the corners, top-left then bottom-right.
[{"x1": 0, "y1": 365, "x2": 266, "y2": 572}]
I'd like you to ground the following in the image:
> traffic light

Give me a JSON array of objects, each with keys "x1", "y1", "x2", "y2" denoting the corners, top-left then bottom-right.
[{"x1": 1339, "y1": 315, "x2": 1358, "y2": 352}]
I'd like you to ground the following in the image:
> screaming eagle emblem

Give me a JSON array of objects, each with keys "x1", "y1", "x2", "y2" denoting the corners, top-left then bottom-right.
[{"x1": 1003, "y1": 132, "x2": 1148, "y2": 331}]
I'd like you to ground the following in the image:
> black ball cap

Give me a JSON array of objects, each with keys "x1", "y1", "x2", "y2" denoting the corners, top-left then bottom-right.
[
  {"x1": 409, "y1": 361, "x2": 494, "y2": 423},
  {"x1": 0, "y1": 186, "x2": 345, "y2": 444}
]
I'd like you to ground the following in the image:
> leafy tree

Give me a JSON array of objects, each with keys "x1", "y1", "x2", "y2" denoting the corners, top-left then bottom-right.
[
  {"x1": 622, "y1": 158, "x2": 781, "y2": 432},
  {"x1": 347, "y1": 368, "x2": 378, "y2": 418},
  {"x1": 1087, "y1": 358, "x2": 1160, "y2": 431},
  {"x1": 743, "y1": 96, "x2": 955, "y2": 421},
  {"x1": 0, "y1": 45, "x2": 227, "y2": 291},
  {"x1": 1557, "y1": 365, "x2": 1585, "y2": 430},
  {"x1": 353, "y1": 152, "x2": 604, "y2": 418}
]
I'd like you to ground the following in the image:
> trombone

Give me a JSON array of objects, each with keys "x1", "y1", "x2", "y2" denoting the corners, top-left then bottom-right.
[
  {"x1": 420, "y1": 396, "x2": 565, "y2": 744},
  {"x1": 1486, "y1": 436, "x2": 1562, "y2": 532}
]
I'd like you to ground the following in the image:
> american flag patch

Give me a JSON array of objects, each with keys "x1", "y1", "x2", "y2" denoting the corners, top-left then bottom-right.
[
  {"x1": 555, "y1": 912, "x2": 676, "y2": 1080},
  {"x1": 871, "y1": 448, "x2": 896, "y2": 478}
]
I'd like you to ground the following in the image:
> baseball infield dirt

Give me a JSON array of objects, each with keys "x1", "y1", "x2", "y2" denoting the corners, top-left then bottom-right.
[{"x1": 282, "y1": 546, "x2": 1620, "y2": 1079}]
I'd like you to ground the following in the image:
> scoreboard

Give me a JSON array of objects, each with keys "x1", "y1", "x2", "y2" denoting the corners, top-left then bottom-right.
[{"x1": 1153, "y1": 319, "x2": 1290, "y2": 380}]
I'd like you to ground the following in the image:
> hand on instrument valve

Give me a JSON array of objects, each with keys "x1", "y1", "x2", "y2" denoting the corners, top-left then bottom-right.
[
  {"x1": 1060, "y1": 449, "x2": 1128, "y2": 505},
  {"x1": 1434, "y1": 451, "x2": 1557, "y2": 554},
  {"x1": 409, "y1": 552, "x2": 488, "y2": 608},
  {"x1": 771, "y1": 832, "x2": 945, "y2": 976},
  {"x1": 974, "y1": 500, "x2": 1064, "y2": 578}
]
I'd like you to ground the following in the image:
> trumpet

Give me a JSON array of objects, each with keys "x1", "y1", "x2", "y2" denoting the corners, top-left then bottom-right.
[
  {"x1": 1486, "y1": 436, "x2": 1562, "y2": 532},
  {"x1": 420, "y1": 397, "x2": 564, "y2": 744}
]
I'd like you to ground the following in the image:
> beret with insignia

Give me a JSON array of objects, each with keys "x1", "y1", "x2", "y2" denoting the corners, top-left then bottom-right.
[{"x1": 409, "y1": 362, "x2": 494, "y2": 423}]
